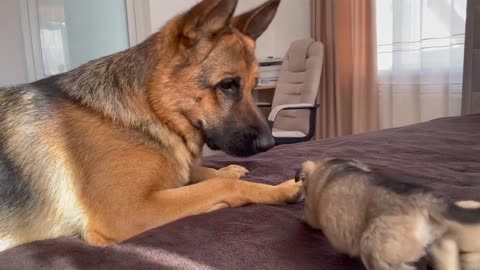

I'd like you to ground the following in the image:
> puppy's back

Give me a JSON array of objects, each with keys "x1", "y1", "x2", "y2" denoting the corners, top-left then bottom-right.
[{"x1": 302, "y1": 158, "x2": 447, "y2": 255}]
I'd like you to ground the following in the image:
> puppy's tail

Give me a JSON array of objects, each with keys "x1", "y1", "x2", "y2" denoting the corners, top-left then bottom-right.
[
  {"x1": 446, "y1": 201, "x2": 480, "y2": 224},
  {"x1": 443, "y1": 201, "x2": 480, "y2": 253}
]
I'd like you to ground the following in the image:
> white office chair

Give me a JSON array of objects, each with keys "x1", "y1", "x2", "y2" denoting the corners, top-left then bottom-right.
[{"x1": 258, "y1": 38, "x2": 324, "y2": 145}]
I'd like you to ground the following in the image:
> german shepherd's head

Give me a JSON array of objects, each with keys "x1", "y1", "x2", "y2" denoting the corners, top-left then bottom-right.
[{"x1": 148, "y1": 0, "x2": 280, "y2": 157}]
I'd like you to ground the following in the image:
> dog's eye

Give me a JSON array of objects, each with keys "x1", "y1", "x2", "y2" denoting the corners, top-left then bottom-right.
[
  {"x1": 218, "y1": 78, "x2": 240, "y2": 96},
  {"x1": 219, "y1": 79, "x2": 237, "y2": 90}
]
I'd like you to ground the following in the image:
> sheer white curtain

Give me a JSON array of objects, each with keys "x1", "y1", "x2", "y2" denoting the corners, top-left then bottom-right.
[
  {"x1": 38, "y1": 0, "x2": 70, "y2": 76},
  {"x1": 376, "y1": 0, "x2": 467, "y2": 129}
]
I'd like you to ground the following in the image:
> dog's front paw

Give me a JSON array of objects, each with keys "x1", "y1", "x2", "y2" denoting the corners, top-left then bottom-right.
[
  {"x1": 275, "y1": 179, "x2": 303, "y2": 204},
  {"x1": 217, "y1": 165, "x2": 249, "y2": 179}
]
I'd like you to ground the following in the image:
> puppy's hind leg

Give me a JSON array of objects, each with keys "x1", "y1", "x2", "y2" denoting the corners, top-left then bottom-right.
[
  {"x1": 428, "y1": 238, "x2": 461, "y2": 270},
  {"x1": 360, "y1": 215, "x2": 427, "y2": 270},
  {"x1": 461, "y1": 252, "x2": 480, "y2": 270}
]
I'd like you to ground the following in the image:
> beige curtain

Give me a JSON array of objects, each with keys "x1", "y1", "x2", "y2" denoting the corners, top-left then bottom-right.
[{"x1": 311, "y1": 0, "x2": 379, "y2": 139}]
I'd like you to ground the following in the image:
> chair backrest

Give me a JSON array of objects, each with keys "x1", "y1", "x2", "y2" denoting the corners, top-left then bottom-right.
[{"x1": 271, "y1": 39, "x2": 324, "y2": 134}]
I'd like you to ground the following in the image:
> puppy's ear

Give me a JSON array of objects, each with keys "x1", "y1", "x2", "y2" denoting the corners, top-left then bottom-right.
[
  {"x1": 182, "y1": 0, "x2": 238, "y2": 42},
  {"x1": 232, "y1": 0, "x2": 281, "y2": 40},
  {"x1": 295, "y1": 161, "x2": 316, "y2": 182},
  {"x1": 294, "y1": 168, "x2": 304, "y2": 182}
]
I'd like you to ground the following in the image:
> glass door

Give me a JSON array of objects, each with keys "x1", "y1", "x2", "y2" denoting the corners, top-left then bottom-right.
[
  {"x1": 37, "y1": 0, "x2": 129, "y2": 76},
  {"x1": 24, "y1": 0, "x2": 138, "y2": 79}
]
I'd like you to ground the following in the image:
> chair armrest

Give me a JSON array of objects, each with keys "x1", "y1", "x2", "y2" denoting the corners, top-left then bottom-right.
[
  {"x1": 268, "y1": 104, "x2": 320, "y2": 144},
  {"x1": 256, "y1": 102, "x2": 272, "y2": 108},
  {"x1": 268, "y1": 104, "x2": 319, "y2": 122}
]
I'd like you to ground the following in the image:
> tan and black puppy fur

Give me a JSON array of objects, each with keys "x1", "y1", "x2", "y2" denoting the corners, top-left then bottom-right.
[
  {"x1": 0, "y1": 0, "x2": 303, "y2": 251},
  {"x1": 296, "y1": 158, "x2": 480, "y2": 270}
]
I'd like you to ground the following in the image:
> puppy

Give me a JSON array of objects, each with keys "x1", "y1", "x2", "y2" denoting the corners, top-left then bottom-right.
[{"x1": 296, "y1": 158, "x2": 480, "y2": 270}]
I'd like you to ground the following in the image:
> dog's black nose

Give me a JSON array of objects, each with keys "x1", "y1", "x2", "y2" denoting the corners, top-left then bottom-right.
[{"x1": 254, "y1": 133, "x2": 275, "y2": 153}]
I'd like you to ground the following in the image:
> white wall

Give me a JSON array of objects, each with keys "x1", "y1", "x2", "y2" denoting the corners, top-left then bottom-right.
[
  {"x1": 0, "y1": 0, "x2": 29, "y2": 86},
  {"x1": 149, "y1": 0, "x2": 310, "y2": 60}
]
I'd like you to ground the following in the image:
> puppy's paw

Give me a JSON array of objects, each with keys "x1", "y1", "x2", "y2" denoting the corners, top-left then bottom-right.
[
  {"x1": 217, "y1": 165, "x2": 249, "y2": 179},
  {"x1": 275, "y1": 179, "x2": 303, "y2": 204}
]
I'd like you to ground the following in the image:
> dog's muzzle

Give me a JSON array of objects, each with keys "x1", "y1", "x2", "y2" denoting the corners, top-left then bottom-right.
[{"x1": 254, "y1": 132, "x2": 275, "y2": 153}]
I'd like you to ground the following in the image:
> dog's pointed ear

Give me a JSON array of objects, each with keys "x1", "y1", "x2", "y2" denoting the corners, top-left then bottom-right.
[
  {"x1": 231, "y1": 0, "x2": 281, "y2": 40},
  {"x1": 182, "y1": 0, "x2": 238, "y2": 41}
]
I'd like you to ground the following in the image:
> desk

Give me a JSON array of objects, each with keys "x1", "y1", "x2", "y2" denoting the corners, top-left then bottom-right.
[
  {"x1": 254, "y1": 85, "x2": 276, "y2": 117},
  {"x1": 254, "y1": 85, "x2": 276, "y2": 91}
]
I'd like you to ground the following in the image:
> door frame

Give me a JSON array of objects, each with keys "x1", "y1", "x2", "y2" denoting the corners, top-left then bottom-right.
[
  {"x1": 126, "y1": 0, "x2": 151, "y2": 47},
  {"x1": 462, "y1": 0, "x2": 479, "y2": 114},
  {"x1": 19, "y1": 0, "x2": 151, "y2": 81}
]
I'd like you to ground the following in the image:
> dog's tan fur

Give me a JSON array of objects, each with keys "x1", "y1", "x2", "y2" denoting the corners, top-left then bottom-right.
[
  {"x1": 0, "y1": 0, "x2": 302, "y2": 251},
  {"x1": 296, "y1": 158, "x2": 480, "y2": 270}
]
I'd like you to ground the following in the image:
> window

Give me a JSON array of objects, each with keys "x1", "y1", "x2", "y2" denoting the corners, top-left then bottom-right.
[{"x1": 376, "y1": 0, "x2": 467, "y2": 128}]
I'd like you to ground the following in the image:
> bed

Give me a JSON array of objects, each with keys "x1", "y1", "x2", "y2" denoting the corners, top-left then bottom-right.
[{"x1": 0, "y1": 114, "x2": 479, "y2": 269}]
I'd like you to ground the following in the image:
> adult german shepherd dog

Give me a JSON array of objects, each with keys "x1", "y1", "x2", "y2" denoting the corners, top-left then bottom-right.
[{"x1": 0, "y1": 0, "x2": 302, "y2": 250}]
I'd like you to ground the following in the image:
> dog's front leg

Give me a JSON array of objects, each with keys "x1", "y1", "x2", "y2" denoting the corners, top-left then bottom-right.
[
  {"x1": 141, "y1": 178, "x2": 301, "y2": 230},
  {"x1": 86, "y1": 178, "x2": 301, "y2": 246},
  {"x1": 190, "y1": 165, "x2": 249, "y2": 183}
]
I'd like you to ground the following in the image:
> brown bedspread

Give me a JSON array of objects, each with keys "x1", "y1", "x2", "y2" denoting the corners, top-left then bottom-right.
[{"x1": 1, "y1": 114, "x2": 479, "y2": 270}]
